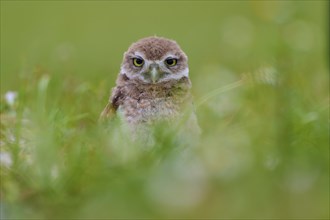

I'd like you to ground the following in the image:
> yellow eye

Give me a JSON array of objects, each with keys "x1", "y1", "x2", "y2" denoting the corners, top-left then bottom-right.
[
  {"x1": 133, "y1": 58, "x2": 144, "y2": 67},
  {"x1": 165, "y1": 58, "x2": 177, "y2": 66}
]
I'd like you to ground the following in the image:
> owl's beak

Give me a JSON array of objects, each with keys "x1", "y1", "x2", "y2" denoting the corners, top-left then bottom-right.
[{"x1": 149, "y1": 64, "x2": 161, "y2": 83}]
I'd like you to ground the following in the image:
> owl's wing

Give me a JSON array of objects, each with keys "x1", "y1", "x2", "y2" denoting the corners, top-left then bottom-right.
[
  {"x1": 99, "y1": 86, "x2": 124, "y2": 121},
  {"x1": 99, "y1": 102, "x2": 116, "y2": 120}
]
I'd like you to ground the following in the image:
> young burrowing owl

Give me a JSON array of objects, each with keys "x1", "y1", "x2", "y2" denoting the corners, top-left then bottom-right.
[{"x1": 100, "y1": 36, "x2": 199, "y2": 143}]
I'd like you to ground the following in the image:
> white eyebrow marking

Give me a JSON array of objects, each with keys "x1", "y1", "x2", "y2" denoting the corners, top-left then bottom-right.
[
  {"x1": 162, "y1": 53, "x2": 179, "y2": 60},
  {"x1": 134, "y1": 51, "x2": 145, "y2": 59}
]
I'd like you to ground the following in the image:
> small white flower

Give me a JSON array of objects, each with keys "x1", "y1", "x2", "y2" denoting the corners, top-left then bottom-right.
[
  {"x1": 255, "y1": 66, "x2": 278, "y2": 85},
  {"x1": 0, "y1": 152, "x2": 13, "y2": 167},
  {"x1": 5, "y1": 91, "x2": 18, "y2": 106}
]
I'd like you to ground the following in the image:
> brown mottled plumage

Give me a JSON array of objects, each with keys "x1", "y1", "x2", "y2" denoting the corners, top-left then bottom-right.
[{"x1": 100, "y1": 36, "x2": 199, "y2": 142}]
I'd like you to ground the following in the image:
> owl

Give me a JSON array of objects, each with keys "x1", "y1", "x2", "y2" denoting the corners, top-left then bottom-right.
[{"x1": 100, "y1": 36, "x2": 200, "y2": 144}]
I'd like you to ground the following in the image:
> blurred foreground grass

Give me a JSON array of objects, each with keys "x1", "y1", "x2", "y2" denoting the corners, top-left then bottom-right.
[{"x1": 0, "y1": 1, "x2": 329, "y2": 219}]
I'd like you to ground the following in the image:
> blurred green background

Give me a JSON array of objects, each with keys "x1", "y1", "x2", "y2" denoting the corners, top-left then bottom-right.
[{"x1": 0, "y1": 1, "x2": 329, "y2": 219}]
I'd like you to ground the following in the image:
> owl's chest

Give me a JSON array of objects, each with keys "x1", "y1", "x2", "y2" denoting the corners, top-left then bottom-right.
[{"x1": 120, "y1": 96, "x2": 183, "y2": 124}]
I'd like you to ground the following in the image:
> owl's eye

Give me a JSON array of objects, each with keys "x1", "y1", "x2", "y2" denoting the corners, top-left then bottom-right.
[
  {"x1": 133, "y1": 58, "x2": 144, "y2": 67},
  {"x1": 165, "y1": 58, "x2": 177, "y2": 67}
]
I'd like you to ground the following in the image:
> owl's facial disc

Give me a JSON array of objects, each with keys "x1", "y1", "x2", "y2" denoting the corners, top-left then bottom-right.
[{"x1": 121, "y1": 49, "x2": 189, "y2": 84}]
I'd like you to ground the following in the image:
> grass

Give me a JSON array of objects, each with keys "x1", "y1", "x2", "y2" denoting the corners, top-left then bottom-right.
[{"x1": 1, "y1": 1, "x2": 329, "y2": 219}]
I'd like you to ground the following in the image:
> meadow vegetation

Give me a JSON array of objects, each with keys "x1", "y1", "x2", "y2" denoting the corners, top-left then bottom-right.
[{"x1": 1, "y1": 1, "x2": 329, "y2": 218}]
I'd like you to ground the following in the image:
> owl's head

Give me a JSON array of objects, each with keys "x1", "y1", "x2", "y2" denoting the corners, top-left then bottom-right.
[{"x1": 120, "y1": 36, "x2": 189, "y2": 84}]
